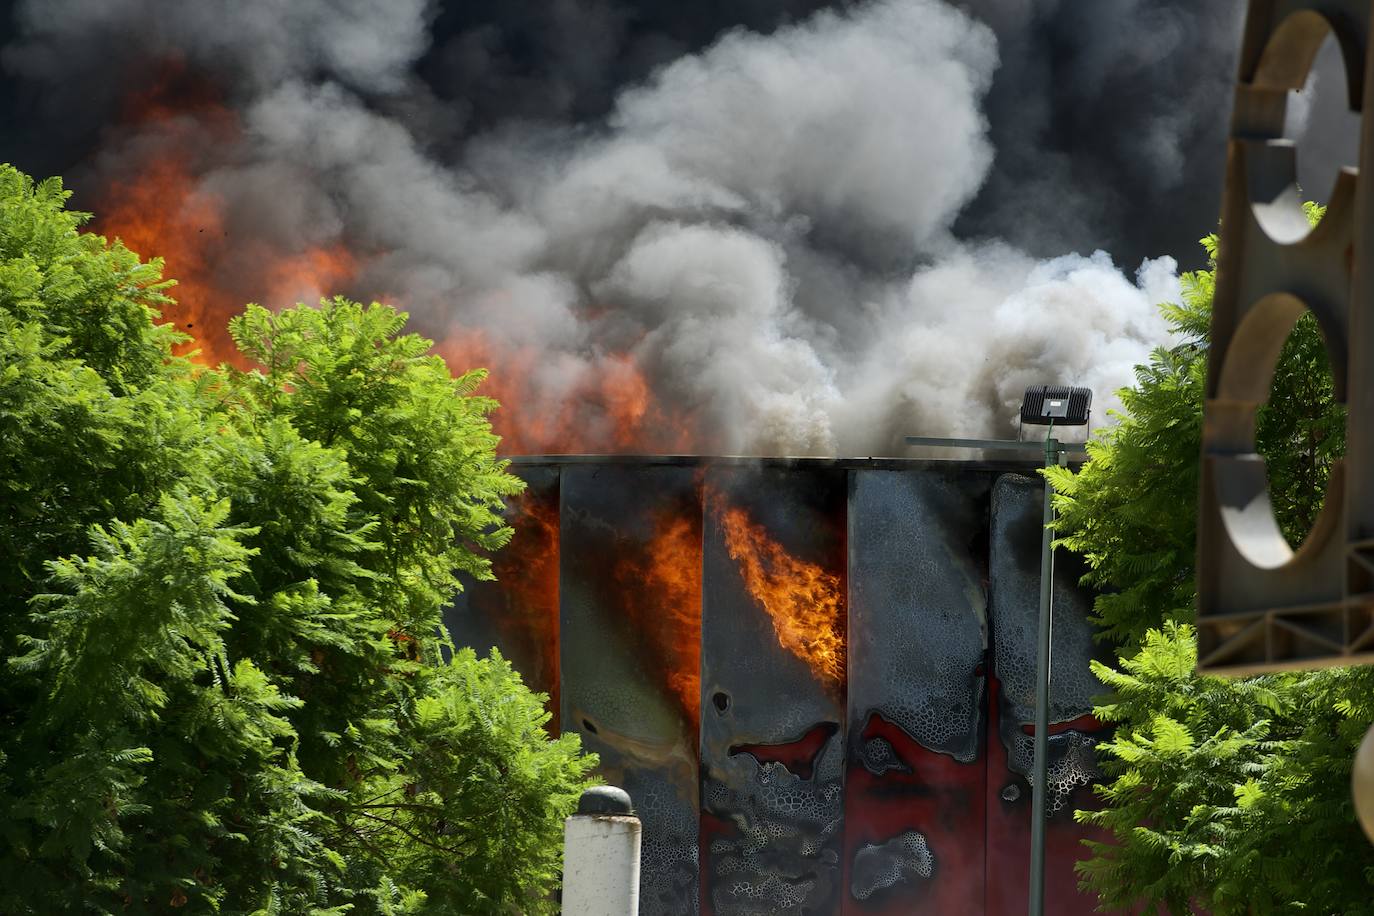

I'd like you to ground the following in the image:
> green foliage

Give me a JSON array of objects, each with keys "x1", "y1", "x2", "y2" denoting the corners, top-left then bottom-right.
[
  {"x1": 1078, "y1": 624, "x2": 1374, "y2": 914},
  {"x1": 1043, "y1": 300, "x2": 1205, "y2": 646},
  {"x1": 1050, "y1": 206, "x2": 1374, "y2": 912},
  {"x1": 0, "y1": 163, "x2": 595, "y2": 913},
  {"x1": 353, "y1": 648, "x2": 591, "y2": 912},
  {"x1": 1047, "y1": 207, "x2": 1341, "y2": 648}
]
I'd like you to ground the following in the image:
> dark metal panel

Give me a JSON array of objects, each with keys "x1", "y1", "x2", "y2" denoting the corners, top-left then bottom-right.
[
  {"x1": 442, "y1": 466, "x2": 561, "y2": 723},
  {"x1": 844, "y1": 469, "x2": 991, "y2": 914},
  {"x1": 451, "y1": 458, "x2": 1125, "y2": 910},
  {"x1": 700, "y1": 466, "x2": 847, "y2": 915},
  {"x1": 985, "y1": 473, "x2": 1106, "y2": 916},
  {"x1": 559, "y1": 465, "x2": 701, "y2": 916}
]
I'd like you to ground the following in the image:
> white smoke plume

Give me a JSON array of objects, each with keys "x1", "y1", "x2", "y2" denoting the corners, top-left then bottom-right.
[{"x1": 4, "y1": 0, "x2": 1188, "y2": 455}]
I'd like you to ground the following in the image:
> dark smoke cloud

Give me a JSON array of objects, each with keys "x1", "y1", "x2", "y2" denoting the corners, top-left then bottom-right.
[
  {"x1": 954, "y1": 1, "x2": 1244, "y2": 261},
  {"x1": 1, "y1": 0, "x2": 1244, "y2": 267},
  {"x1": 417, "y1": 0, "x2": 1248, "y2": 267},
  {"x1": 0, "y1": 0, "x2": 1254, "y2": 454},
  {"x1": 0, "y1": 0, "x2": 429, "y2": 177},
  {"x1": 415, "y1": 1, "x2": 837, "y2": 129}
]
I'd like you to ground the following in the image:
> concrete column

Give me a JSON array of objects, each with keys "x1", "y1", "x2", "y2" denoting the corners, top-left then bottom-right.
[
  {"x1": 1356, "y1": 723, "x2": 1374, "y2": 845},
  {"x1": 562, "y1": 786, "x2": 641, "y2": 916}
]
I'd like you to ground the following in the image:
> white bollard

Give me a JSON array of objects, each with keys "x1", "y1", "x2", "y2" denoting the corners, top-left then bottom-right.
[
  {"x1": 1355, "y1": 723, "x2": 1374, "y2": 845},
  {"x1": 562, "y1": 785, "x2": 641, "y2": 916}
]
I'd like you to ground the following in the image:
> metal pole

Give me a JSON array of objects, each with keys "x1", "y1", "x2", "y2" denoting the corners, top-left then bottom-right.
[{"x1": 1028, "y1": 429, "x2": 1059, "y2": 916}]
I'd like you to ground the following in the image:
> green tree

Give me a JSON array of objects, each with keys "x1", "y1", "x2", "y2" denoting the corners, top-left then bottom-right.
[
  {"x1": 0, "y1": 163, "x2": 595, "y2": 913},
  {"x1": 1048, "y1": 208, "x2": 1374, "y2": 913}
]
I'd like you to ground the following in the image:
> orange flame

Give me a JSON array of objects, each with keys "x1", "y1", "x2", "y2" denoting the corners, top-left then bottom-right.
[
  {"x1": 489, "y1": 490, "x2": 561, "y2": 726},
  {"x1": 435, "y1": 329, "x2": 703, "y2": 455},
  {"x1": 638, "y1": 511, "x2": 703, "y2": 729},
  {"x1": 97, "y1": 141, "x2": 235, "y2": 363},
  {"x1": 94, "y1": 64, "x2": 355, "y2": 366},
  {"x1": 95, "y1": 62, "x2": 703, "y2": 455},
  {"x1": 601, "y1": 354, "x2": 651, "y2": 437},
  {"x1": 715, "y1": 497, "x2": 846, "y2": 687}
]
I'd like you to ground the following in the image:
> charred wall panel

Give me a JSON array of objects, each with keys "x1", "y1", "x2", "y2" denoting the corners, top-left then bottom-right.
[
  {"x1": 559, "y1": 465, "x2": 702, "y2": 915},
  {"x1": 985, "y1": 473, "x2": 1105, "y2": 916},
  {"x1": 700, "y1": 466, "x2": 848, "y2": 915},
  {"x1": 844, "y1": 469, "x2": 990, "y2": 914},
  {"x1": 443, "y1": 466, "x2": 561, "y2": 722},
  {"x1": 448, "y1": 459, "x2": 1112, "y2": 915}
]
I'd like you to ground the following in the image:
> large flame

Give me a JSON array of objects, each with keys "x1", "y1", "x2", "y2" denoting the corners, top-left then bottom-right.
[
  {"x1": 96, "y1": 135, "x2": 234, "y2": 363},
  {"x1": 436, "y1": 330, "x2": 702, "y2": 455},
  {"x1": 611, "y1": 505, "x2": 703, "y2": 732},
  {"x1": 715, "y1": 496, "x2": 846, "y2": 687},
  {"x1": 92, "y1": 63, "x2": 702, "y2": 454},
  {"x1": 94, "y1": 66, "x2": 356, "y2": 366},
  {"x1": 640, "y1": 511, "x2": 703, "y2": 729}
]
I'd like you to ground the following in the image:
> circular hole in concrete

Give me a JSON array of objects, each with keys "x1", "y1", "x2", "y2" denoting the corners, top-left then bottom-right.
[
  {"x1": 1247, "y1": 19, "x2": 1360, "y2": 245},
  {"x1": 1255, "y1": 312, "x2": 1344, "y2": 551},
  {"x1": 1285, "y1": 33, "x2": 1360, "y2": 206}
]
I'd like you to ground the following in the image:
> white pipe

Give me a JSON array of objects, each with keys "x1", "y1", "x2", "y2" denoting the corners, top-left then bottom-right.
[{"x1": 562, "y1": 786, "x2": 641, "y2": 916}]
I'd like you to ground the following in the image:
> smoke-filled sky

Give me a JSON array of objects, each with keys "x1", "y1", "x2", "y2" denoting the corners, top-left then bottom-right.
[{"x1": 0, "y1": 1, "x2": 1351, "y2": 454}]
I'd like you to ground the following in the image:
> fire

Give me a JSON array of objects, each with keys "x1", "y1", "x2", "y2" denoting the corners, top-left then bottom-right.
[
  {"x1": 609, "y1": 504, "x2": 703, "y2": 732},
  {"x1": 93, "y1": 61, "x2": 700, "y2": 455},
  {"x1": 94, "y1": 63, "x2": 355, "y2": 366},
  {"x1": 714, "y1": 496, "x2": 846, "y2": 687},
  {"x1": 639, "y1": 511, "x2": 703, "y2": 728},
  {"x1": 435, "y1": 329, "x2": 703, "y2": 455},
  {"x1": 488, "y1": 490, "x2": 561, "y2": 725},
  {"x1": 262, "y1": 247, "x2": 359, "y2": 318},
  {"x1": 96, "y1": 140, "x2": 235, "y2": 363},
  {"x1": 601, "y1": 354, "x2": 652, "y2": 444}
]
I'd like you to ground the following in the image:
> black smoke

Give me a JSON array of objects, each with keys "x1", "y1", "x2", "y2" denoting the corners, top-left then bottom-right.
[
  {"x1": 0, "y1": 1, "x2": 1274, "y2": 454},
  {"x1": 0, "y1": 0, "x2": 1246, "y2": 268}
]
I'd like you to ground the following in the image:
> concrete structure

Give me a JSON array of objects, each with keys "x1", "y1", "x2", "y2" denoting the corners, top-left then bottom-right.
[
  {"x1": 1197, "y1": 0, "x2": 1374, "y2": 675},
  {"x1": 563, "y1": 786, "x2": 642, "y2": 916},
  {"x1": 1357, "y1": 725, "x2": 1374, "y2": 843}
]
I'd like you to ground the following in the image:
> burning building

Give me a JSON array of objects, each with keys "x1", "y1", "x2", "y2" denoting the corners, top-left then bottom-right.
[
  {"x1": 445, "y1": 455, "x2": 1110, "y2": 915},
  {"x1": 0, "y1": 0, "x2": 1219, "y2": 461},
  {"x1": 0, "y1": 3, "x2": 1235, "y2": 908}
]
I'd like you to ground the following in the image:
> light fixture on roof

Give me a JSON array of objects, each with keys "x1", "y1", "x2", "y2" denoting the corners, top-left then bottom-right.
[{"x1": 1020, "y1": 384, "x2": 1092, "y2": 428}]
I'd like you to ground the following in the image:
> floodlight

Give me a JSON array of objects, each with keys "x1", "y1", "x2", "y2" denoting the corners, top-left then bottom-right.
[{"x1": 1020, "y1": 385, "x2": 1091, "y2": 427}]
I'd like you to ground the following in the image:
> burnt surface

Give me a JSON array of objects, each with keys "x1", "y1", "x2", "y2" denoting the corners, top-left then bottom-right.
[
  {"x1": 450, "y1": 458, "x2": 1110, "y2": 915},
  {"x1": 848, "y1": 470, "x2": 990, "y2": 761},
  {"x1": 701, "y1": 465, "x2": 847, "y2": 915},
  {"x1": 560, "y1": 465, "x2": 701, "y2": 915},
  {"x1": 843, "y1": 469, "x2": 991, "y2": 914},
  {"x1": 985, "y1": 473, "x2": 1106, "y2": 916}
]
